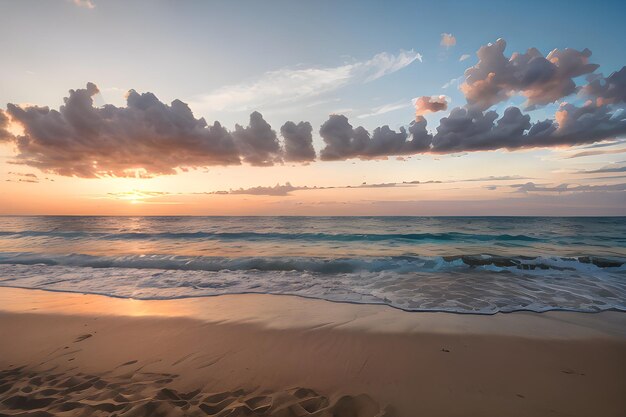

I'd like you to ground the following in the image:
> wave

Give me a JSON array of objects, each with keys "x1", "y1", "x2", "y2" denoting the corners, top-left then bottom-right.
[
  {"x1": 0, "y1": 252, "x2": 623, "y2": 274},
  {"x1": 0, "y1": 259, "x2": 624, "y2": 315},
  {"x1": 0, "y1": 230, "x2": 546, "y2": 243}
]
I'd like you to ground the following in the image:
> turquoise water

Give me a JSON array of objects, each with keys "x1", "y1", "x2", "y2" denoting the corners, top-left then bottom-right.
[{"x1": 0, "y1": 216, "x2": 624, "y2": 314}]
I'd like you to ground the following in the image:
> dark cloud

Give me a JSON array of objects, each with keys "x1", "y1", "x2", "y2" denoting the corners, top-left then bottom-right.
[
  {"x1": 581, "y1": 66, "x2": 626, "y2": 105},
  {"x1": 511, "y1": 182, "x2": 626, "y2": 193},
  {"x1": 461, "y1": 39, "x2": 599, "y2": 110},
  {"x1": 8, "y1": 172, "x2": 37, "y2": 179},
  {"x1": 319, "y1": 114, "x2": 431, "y2": 160},
  {"x1": 5, "y1": 83, "x2": 243, "y2": 177},
  {"x1": 319, "y1": 101, "x2": 626, "y2": 158},
  {"x1": 5, "y1": 171, "x2": 39, "y2": 183},
  {"x1": 233, "y1": 111, "x2": 282, "y2": 166},
  {"x1": 0, "y1": 110, "x2": 13, "y2": 142},
  {"x1": 432, "y1": 102, "x2": 626, "y2": 153},
  {"x1": 3, "y1": 84, "x2": 322, "y2": 178},
  {"x1": 431, "y1": 106, "x2": 531, "y2": 152},
  {"x1": 3, "y1": 42, "x2": 626, "y2": 178},
  {"x1": 280, "y1": 121, "x2": 316, "y2": 162}
]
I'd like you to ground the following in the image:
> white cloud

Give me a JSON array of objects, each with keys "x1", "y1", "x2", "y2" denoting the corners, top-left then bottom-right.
[
  {"x1": 357, "y1": 101, "x2": 412, "y2": 119},
  {"x1": 193, "y1": 50, "x2": 422, "y2": 112},
  {"x1": 442, "y1": 76, "x2": 463, "y2": 89},
  {"x1": 459, "y1": 54, "x2": 470, "y2": 62}
]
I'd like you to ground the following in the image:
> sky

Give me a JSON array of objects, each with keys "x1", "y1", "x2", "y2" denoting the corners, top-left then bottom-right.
[{"x1": 0, "y1": 0, "x2": 625, "y2": 215}]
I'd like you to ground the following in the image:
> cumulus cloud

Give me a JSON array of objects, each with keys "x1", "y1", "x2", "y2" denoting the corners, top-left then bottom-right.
[
  {"x1": 431, "y1": 102, "x2": 626, "y2": 153},
  {"x1": 5, "y1": 83, "x2": 244, "y2": 177},
  {"x1": 441, "y1": 33, "x2": 456, "y2": 48},
  {"x1": 319, "y1": 101, "x2": 626, "y2": 158},
  {"x1": 3, "y1": 83, "x2": 321, "y2": 177},
  {"x1": 581, "y1": 66, "x2": 626, "y2": 105},
  {"x1": 4, "y1": 36, "x2": 626, "y2": 177},
  {"x1": 0, "y1": 111, "x2": 13, "y2": 142},
  {"x1": 413, "y1": 95, "x2": 448, "y2": 118},
  {"x1": 280, "y1": 121, "x2": 316, "y2": 162},
  {"x1": 319, "y1": 114, "x2": 431, "y2": 160},
  {"x1": 233, "y1": 111, "x2": 282, "y2": 166},
  {"x1": 461, "y1": 39, "x2": 599, "y2": 110},
  {"x1": 194, "y1": 50, "x2": 422, "y2": 111},
  {"x1": 459, "y1": 54, "x2": 470, "y2": 62}
]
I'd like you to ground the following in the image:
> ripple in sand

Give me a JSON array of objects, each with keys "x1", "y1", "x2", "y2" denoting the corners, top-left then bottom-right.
[{"x1": 0, "y1": 367, "x2": 394, "y2": 417}]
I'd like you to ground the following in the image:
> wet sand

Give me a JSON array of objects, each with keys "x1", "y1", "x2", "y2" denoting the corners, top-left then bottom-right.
[{"x1": 0, "y1": 287, "x2": 625, "y2": 416}]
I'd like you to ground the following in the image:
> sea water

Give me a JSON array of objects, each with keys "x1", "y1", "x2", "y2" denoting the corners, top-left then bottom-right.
[{"x1": 0, "y1": 216, "x2": 624, "y2": 314}]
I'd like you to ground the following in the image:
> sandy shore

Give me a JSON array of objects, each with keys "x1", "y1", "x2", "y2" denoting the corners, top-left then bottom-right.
[{"x1": 0, "y1": 288, "x2": 624, "y2": 416}]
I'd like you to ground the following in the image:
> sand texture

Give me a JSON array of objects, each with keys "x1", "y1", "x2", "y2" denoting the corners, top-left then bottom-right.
[{"x1": 0, "y1": 288, "x2": 625, "y2": 417}]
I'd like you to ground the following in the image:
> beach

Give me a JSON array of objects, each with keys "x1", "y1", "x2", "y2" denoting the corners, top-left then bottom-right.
[{"x1": 1, "y1": 287, "x2": 624, "y2": 417}]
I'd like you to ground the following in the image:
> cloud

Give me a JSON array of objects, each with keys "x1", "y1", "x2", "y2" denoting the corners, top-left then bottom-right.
[
  {"x1": 442, "y1": 76, "x2": 463, "y2": 89},
  {"x1": 461, "y1": 175, "x2": 532, "y2": 182},
  {"x1": 577, "y1": 139, "x2": 626, "y2": 149},
  {"x1": 71, "y1": 0, "x2": 95, "y2": 8},
  {"x1": 4, "y1": 36, "x2": 626, "y2": 178},
  {"x1": 413, "y1": 95, "x2": 448, "y2": 118},
  {"x1": 206, "y1": 179, "x2": 442, "y2": 197},
  {"x1": 194, "y1": 50, "x2": 422, "y2": 111},
  {"x1": 511, "y1": 181, "x2": 626, "y2": 193},
  {"x1": 460, "y1": 39, "x2": 599, "y2": 110},
  {"x1": 3, "y1": 83, "x2": 320, "y2": 177},
  {"x1": 562, "y1": 147, "x2": 626, "y2": 159},
  {"x1": 5, "y1": 83, "x2": 241, "y2": 177},
  {"x1": 440, "y1": 33, "x2": 456, "y2": 48},
  {"x1": 319, "y1": 114, "x2": 431, "y2": 160},
  {"x1": 280, "y1": 121, "x2": 316, "y2": 162},
  {"x1": 356, "y1": 101, "x2": 412, "y2": 119},
  {"x1": 581, "y1": 66, "x2": 626, "y2": 105},
  {"x1": 107, "y1": 190, "x2": 171, "y2": 200},
  {"x1": 209, "y1": 183, "x2": 307, "y2": 196},
  {"x1": 5, "y1": 172, "x2": 39, "y2": 183},
  {"x1": 319, "y1": 101, "x2": 626, "y2": 158},
  {"x1": 431, "y1": 102, "x2": 626, "y2": 153},
  {"x1": 577, "y1": 161, "x2": 626, "y2": 174},
  {"x1": 0, "y1": 111, "x2": 13, "y2": 142},
  {"x1": 459, "y1": 54, "x2": 470, "y2": 62},
  {"x1": 233, "y1": 111, "x2": 282, "y2": 166}
]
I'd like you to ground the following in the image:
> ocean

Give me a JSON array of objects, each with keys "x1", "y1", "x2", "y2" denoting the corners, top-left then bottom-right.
[{"x1": 0, "y1": 216, "x2": 624, "y2": 314}]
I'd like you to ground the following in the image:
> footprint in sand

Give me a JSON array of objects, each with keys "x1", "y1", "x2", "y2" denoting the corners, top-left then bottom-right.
[{"x1": 73, "y1": 334, "x2": 92, "y2": 343}]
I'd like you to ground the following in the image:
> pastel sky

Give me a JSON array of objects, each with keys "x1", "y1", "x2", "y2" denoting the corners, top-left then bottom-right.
[{"x1": 1, "y1": 0, "x2": 625, "y2": 215}]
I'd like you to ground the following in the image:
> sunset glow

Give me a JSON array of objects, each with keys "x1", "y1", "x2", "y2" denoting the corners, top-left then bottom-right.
[{"x1": 0, "y1": 0, "x2": 624, "y2": 216}]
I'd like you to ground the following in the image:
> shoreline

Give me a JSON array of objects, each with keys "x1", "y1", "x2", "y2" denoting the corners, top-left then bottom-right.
[
  {"x1": 1, "y1": 287, "x2": 625, "y2": 416},
  {"x1": 2, "y1": 282, "x2": 626, "y2": 317}
]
